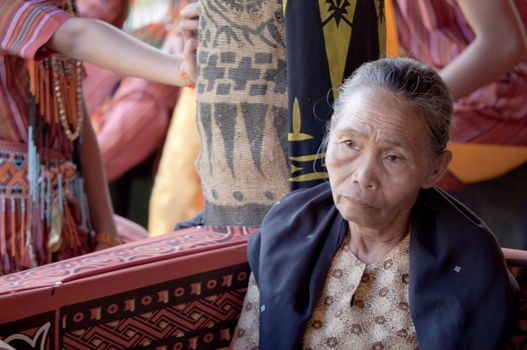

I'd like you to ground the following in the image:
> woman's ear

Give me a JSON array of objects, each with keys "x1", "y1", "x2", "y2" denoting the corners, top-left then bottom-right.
[{"x1": 422, "y1": 150, "x2": 452, "y2": 189}]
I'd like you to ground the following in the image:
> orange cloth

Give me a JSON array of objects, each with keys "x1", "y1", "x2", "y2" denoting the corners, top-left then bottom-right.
[
  {"x1": 93, "y1": 77, "x2": 179, "y2": 181},
  {"x1": 447, "y1": 143, "x2": 527, "y2": 183},
  {"x1": 385, "y1": 0, "x2": 400, "y2": 58},
  {"x1": 148, "y1": 88, "x2": 203, "y2": 236}
]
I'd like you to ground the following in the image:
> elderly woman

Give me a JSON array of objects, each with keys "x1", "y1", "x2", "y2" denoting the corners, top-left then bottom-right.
[{"x1": 230, "y1": 58, "x2": 518, "y2": 349}]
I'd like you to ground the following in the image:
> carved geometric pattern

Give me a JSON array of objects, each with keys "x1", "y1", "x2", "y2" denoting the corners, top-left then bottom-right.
[
  {"x1": 60, "y1": 264, "x2": 250, "y2": 349},
  {"x1": 4, "y1": 244, "x2": 527, "y2": 349},
  {"x1": 0, "y1": 312, "x2": 55, "y2": 349},
  {"x1": 0, "y1": 226, "x2": 255, "y2": 294},
  {"x1": 0, "y1": 225, "x2": 255, "y2": 349}
]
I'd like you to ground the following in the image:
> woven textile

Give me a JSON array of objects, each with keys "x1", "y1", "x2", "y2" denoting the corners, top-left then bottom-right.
[
  {"x1": 392, "y1": 0, "x2": 527, "y2": 147},
  {"x1": 196, "y1": 0, "x2": 289, "y2": 226},
  {"x1": 0, "y1": 0, "x2": 94, "y2": 275}
]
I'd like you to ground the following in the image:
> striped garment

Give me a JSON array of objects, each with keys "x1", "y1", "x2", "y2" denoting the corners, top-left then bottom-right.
[
  {"x1": 76, "y1": 0, "x2": 128, "y2": 28},
  {"x1": 0, "y1": 1, "x2": 94, "y2": 275},
  {"x1": 0, "y1": 0, "x2": 72, "y2": 142},
  {"x1": 392, "y1": 0, "x2": 527, "y2": 147}
]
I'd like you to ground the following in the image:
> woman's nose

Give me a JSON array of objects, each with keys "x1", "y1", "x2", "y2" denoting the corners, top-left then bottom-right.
[{"x1": 350, "y1": 154, "x2": 378, "y2": 190}]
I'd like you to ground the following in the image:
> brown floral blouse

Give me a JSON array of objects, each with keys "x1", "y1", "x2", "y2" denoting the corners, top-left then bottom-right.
[{"x1": 230, "y1": 234, "x2": 418, "y2": 349}]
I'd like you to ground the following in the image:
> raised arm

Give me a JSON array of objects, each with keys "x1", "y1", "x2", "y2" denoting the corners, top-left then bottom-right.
[
  {"x1": 439, "y1": 0, "x2": 527, "y2": 100},
  {"x1": 47, "y1": 17, "x2": 195, "y2": 86}
]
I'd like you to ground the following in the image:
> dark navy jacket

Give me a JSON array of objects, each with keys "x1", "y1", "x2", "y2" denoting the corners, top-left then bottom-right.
[{"x1": 248, "y1": 182, "x2": 518, "y2": 350}]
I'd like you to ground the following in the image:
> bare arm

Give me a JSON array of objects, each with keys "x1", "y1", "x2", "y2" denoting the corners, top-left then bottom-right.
[
  {"x1": 47, "y1": 17, "x2": 195, "y2": 86},
  {"x1": 440, "y1": 0, "x2": 527, "y2": 100},
  {"x1": 80, "y1": 116, "x2": 119, "y2": 249}
]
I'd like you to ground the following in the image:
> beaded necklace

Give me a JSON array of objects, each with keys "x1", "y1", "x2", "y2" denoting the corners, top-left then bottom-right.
[{"x1": 21, "y1": 0, "x2": 91, "y2": 270}]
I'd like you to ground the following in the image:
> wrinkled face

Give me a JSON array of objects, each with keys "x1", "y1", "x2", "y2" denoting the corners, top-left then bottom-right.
[{"x1": 326, "y1": 87, "x2": 443, "y2": 231}]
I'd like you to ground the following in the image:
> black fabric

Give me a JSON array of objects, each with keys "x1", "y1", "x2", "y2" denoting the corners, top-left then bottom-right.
[
  {"x1": 174, "y1": 212, "x2": 204, "y2": 230},
  {"x1": 285, "y1": 0, "x2": 383, "y2": 190},
  {"x1": 248, "y1": 182, "x2": 518, "y2": 350}
]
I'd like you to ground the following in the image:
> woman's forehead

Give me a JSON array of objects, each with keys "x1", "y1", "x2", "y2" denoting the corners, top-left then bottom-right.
[
  {"x1": 333, "y1": 88, "x2": 430, "y2": 148},
  {"x1": 336, "y1": 88, "x2": 424, "y2": 132}
]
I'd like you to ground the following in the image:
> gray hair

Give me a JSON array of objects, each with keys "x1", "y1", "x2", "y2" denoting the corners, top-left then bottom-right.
[{"x1": 326, "y1": 57, "x2": 453, "y2": 157}]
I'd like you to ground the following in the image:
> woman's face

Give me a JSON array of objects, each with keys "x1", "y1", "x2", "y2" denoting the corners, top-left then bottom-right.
[{"x1": 326, "y1": 87, "x2": 445, "y2": 231}]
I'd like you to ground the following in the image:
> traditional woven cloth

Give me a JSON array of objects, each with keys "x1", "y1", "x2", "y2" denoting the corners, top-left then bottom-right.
[
  {"x1": 196, "y1": 0, "x2": 289, "y2": 226},
  {"x1": 0, "y1": 0, "x2": 93, "y2": 275},
  {"x1": 392, "y1": 0, "x2": 527, "y2": 188},
  {"x1": 285, "y1": 0, "x2": 387, "y2": 190}
]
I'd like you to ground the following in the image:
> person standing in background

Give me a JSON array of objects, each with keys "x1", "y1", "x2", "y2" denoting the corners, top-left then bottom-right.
[
  {"x1": 0, "y1": 0, "x2": 196, "y2": 274},
  {"x1": 392, "y1": 0, "x2": 527, "y2": 248}
]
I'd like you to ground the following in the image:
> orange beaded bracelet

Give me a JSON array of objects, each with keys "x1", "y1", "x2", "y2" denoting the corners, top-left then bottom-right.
[
  {"x1": 179, "y1": 67, "x2": 195, "y2": 89},
  {"x1": 95, "y1": 232, "x2": 121, "y2": 247}
]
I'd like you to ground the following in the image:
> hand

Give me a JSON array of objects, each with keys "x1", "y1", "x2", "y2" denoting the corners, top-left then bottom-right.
[
  {"x1": 162, "y1": 29, "x2": 184, "y2": 55},
  {"x1": 179, "y1": 1, "x2": 200, "y2": 82},
  {"x1": 179, "y1": 1, "x2": 200, "y2": 41}
]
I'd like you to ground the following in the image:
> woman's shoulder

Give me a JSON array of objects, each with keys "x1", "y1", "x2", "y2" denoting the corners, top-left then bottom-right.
[
  {"x1": 260, "y1": 182, "x2": 334, "y2": 229},
  {"x1": 249, "y1": 181, "x2": 338, "y2": 257},
  {"x1": 414, "y1": 186, "x2": 505, "y2": 260}
]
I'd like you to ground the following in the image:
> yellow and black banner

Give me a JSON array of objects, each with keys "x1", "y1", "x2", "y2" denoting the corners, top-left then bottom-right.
[{"x1": 285, "y1": 0, "x2": 387, "y2": 189}]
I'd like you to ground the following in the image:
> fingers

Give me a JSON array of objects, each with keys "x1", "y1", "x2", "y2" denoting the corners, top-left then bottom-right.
[
  {"x1": 179, "y1": 1, "x2": 200, "y2": 41},
  {"x1": 180, "y1": 1, "x2": 201, "y2": 20},
  {"x1": 182, "y1": 38, "x2": 198, "y2": 82},
  {"x1": 184, "y1": 38, "x2": 198, "y2": 55},
  {"x1": 161, "y1": 32, "x2": 184, "y2": 54},
  {"x1": 179, "y1": 18, "x2": 199, "y2": 34}
]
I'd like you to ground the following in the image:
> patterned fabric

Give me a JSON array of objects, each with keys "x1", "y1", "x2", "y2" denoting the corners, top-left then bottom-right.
[
  {"x1": 0, "y1": 1, "x2": 96, "y2": 275},
  {"x1": 286, "y1": 0, "x2": 387, "y2": 189},
  {"x1": 0, "y1": 0, "x2": 72, "y2": 142},
  {"x1": 196, "y1": 0, "x2": 289, "y2": 226},
  {"x1": 0, "y1": 140, "x2": 92, "y2": 275},
  {"x1": 82, "y1": 63, "x2": 122, "y2": 116},
  {"x1": 231, "y1": 234, "x2": 417, "y2": 349},
  {"x1": 304, "y1": 233, "x2": 416, "y2": 349},
  {"x1": 230, "y1": 272, "x2": 259, "y2": 349},
  {"x1": 392, "y1": 0, "x2": 527, "y2": 150}
]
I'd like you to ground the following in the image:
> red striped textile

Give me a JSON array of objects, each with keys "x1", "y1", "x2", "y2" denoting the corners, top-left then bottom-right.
[
  {"x1": 393, "y1": 0, "x2": 527, "y2": 147},
  {"x1": 0, "y1": 0, "x2": 72, "y2": 142}
]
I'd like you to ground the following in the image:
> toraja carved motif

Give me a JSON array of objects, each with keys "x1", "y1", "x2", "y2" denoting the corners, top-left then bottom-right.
[
  {"x1": 1, "y1": 264, "x2": 250, "y2": 350},
  {"x1": 0, "y1": 226, "x2": 254, "y2": 294},
  {"x1": 59, "y1": 264, "x2": 249, "y2": 349},
  {"x1": 1, "y1": 313, "x2": 55, "y2": 350},
  {"x1": 3, "y1": 226, "x2": 527, "y2": 349},
  {"x1": 0, "y1": 226, "x2": 255, "y2": 349}
]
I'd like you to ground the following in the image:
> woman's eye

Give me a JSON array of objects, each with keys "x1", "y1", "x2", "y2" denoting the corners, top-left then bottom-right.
[
  {"x1": 343, "y1": 139, "x2": 355, "y2": 147},
  {"x1": 386, "y1": 154, "x2": 402, "y2": 162}
]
